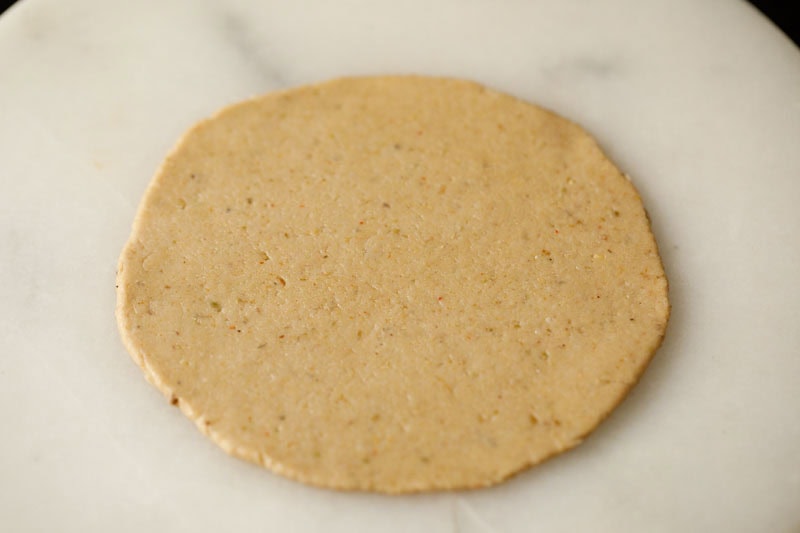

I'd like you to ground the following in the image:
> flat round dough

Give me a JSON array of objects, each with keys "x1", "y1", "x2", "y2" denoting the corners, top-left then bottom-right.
[{"x1": 116, "y1": 76, "x2": 669, "y2": 493}]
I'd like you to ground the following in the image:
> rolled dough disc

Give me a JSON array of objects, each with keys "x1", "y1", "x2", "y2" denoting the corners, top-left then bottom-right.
[{"x1": 116, "y1": 76, "x2": 669, "y2": 493}]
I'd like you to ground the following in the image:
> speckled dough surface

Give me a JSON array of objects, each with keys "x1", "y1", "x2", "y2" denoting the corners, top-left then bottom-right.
[{"x1": 116, "y1": 76, "x2": 669, "y2": 493}]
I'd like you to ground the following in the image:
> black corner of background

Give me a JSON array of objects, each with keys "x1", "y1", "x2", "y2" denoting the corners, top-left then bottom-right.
[
  {"x1": 1, "y1": 0, "x2": 17, "y2": 17},
  {"x1": 749, "y1": 1, "x2": 799, "y2": 47}
]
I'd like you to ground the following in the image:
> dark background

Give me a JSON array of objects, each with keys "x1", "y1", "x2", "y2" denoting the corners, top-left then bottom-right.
[
  {"x1": 747, "y1": 0, "x2": 799, "y2": 46},
  {"x1": 0, "y1": 1, "x2": 797, "y2": 49}
]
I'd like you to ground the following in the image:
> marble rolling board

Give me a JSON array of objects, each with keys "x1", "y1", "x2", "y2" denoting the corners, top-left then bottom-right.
[{"x1": 1, "y1": 0, "x2": 798, "y2": 531}]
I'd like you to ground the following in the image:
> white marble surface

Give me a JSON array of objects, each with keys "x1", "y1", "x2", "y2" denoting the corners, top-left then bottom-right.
[{"x1": 1, "y1": 0, "x2": 799, "y2": 531}]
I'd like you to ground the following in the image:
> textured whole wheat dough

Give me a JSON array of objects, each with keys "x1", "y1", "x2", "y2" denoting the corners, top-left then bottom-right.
[{"x1": 117, "y1": 76, "x2": 669, "y2": 493}]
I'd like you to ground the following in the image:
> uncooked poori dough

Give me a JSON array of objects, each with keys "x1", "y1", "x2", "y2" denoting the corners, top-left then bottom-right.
[{"x1": 116, "y1": 76, "x2": 669, "y2": 493}]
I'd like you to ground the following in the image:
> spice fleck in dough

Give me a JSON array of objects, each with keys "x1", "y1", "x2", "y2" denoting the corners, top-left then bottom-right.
[{"x1": 116, "y1": 76, "x2": 669, "y2": 493}]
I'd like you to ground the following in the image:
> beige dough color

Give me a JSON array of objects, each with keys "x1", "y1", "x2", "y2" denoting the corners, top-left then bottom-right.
[{"x1": 116, "y1": 76, "x2": 669, "y2": 493}]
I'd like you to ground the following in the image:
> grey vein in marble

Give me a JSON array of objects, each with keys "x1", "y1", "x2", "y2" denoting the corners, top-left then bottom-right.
[{"x1": 216, "y1": 8, "x2": 290, "y2": 89}]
